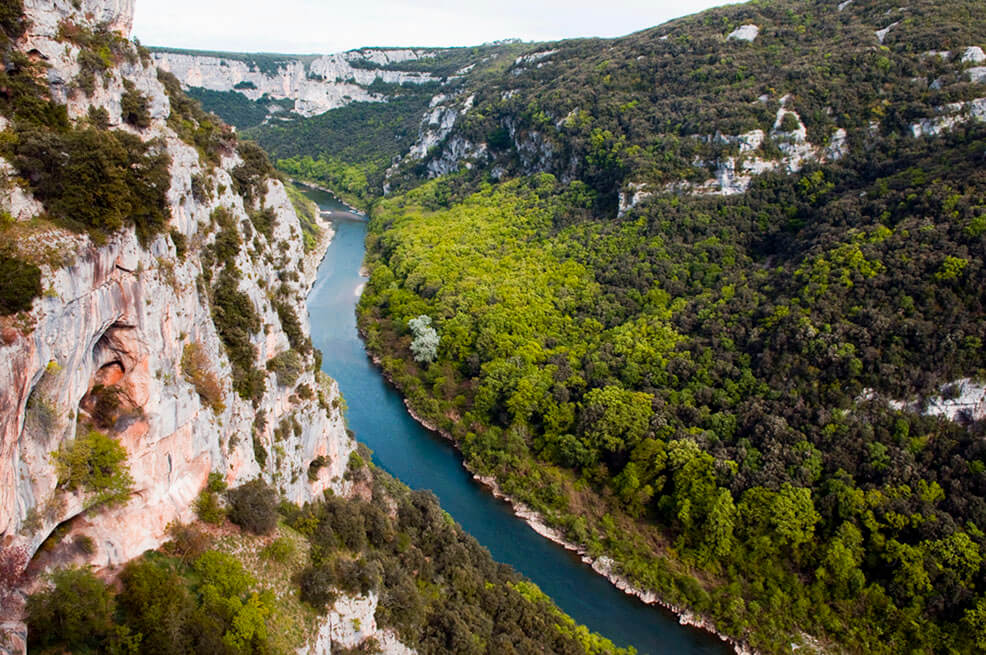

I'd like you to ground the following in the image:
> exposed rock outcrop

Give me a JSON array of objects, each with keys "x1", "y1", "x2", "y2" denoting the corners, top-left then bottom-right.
[
  {"x1": 153, "y1": 48, "x2": 440, "y2": 118},
  {"x1": 2, "y1": 0, "x2": 357, "y2": 619}
]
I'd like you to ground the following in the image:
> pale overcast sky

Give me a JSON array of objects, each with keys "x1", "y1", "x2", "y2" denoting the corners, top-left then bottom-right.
[{"x1": 132, "y1": 1, "x2": 744, "y2": 54}]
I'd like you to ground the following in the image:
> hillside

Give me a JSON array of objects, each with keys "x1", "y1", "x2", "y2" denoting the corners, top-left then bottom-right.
[
  {"x1": 0, "y1": 1, "x2": 635, "y2": 654},
  {"x1": 202, "y1": 0, "x2": 986, "y2": 652}
]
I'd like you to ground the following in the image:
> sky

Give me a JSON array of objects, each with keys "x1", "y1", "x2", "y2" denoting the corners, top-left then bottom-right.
[{"x1": 132, "y1": 1, "x2": 744, "y2": 54}]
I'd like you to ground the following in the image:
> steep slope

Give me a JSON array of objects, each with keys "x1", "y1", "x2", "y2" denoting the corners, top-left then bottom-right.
[
  {"x1": 0, "y1": 0, "x2": 358, "y2": 650},
  {"x1": 0, "y1": 0, "x2": 352, "y2": 559}
]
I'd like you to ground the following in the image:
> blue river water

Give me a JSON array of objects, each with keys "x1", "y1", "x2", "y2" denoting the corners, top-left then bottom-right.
[{"x1": 302, "y1": 185, "x2": 728, "y2": 655}]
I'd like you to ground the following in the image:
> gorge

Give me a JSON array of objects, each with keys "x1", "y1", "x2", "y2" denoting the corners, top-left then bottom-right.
[{"x1": 4, "y1": 0, "x2": 986, "y2": 653}]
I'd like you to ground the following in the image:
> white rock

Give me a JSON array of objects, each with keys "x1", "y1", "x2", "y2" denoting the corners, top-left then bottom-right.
[
  {"x1": 962, "y1": 46, "x2": 986, "y2": 64},
  {"x1": 969, "y1": 67, "x2": 986, "y2": 84},
  {"x1": 153, "y1": 48, "x2": 439, "y2": 118},
  {"x1": 911, "y1": 97, "x2": 986, "y2": 137},
  {"x1": 825, "y1": 128, "x2": 849, "y2": 161},
  {"x1": 727, "y1": 25, "x2": 760, "y2": 42},
  {"x1": 838, "y1": 0, "x2": 853, "y2": 10},
  {"x1": 875, "y1": 21, "x2": 900, "y2": 44},
  {"x1": 514, "y1": 49, "x2": 559, "y2": 66}
]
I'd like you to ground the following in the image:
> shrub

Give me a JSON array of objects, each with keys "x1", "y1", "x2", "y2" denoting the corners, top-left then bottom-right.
[
  {"x1": 117, "y1": 558, "x2": 194, "y2": 652},
  {"x1": 0, "y1": 0, "x2": 25, "y2": 44},
  {"x1": 73, "y1": 534, "x2": 95, "y2": 554},
  {"x1": 206, "y1": 471, "x2": 228, "y2": 492},
  {"x1": 121, "y1": 83, "x2": 151, "y2": 129},
  {"x1": 267, "y1": 349, "x2": 304, "y2": 387},
  {"x1": 274, "y1": 300, "x2": 311, "y2": 354},
  {"x1": 169, "y1": 228, "x2": 187, "y2": 258},
  {"x1": 87, "y1": 383, "x2": 127, "y2": 429},
  {"x1": 7, "y1": 126, "x2": 170, "y2": 244},
  {"x1": 231, "y1": 140, "x2": 276, "y2": 206},
  {"x1": 87, "y1": 105, "x2": 110, "y2": 129},
  {"x1": 226, "y1": 479, "x2": 279, "y2": 535},
  {"x1": 253, "y1": 434, "x2": 269, "y2": 469},
  {"x1": 194, "y1": 489, "x2": 225, "y2": 525},
  {"x1": 308, "y1": 455, "x2": 329, "y2": 481},
  {"x1": 192, "y1": 550, "x2": 254, "y2": 598},
  {"x1": 211, "y1": 268, "x2": 266, "y2": 404},
  {"x1": 51, "y1": 430, "x2": 133, "y2": 508},
  {"x1": 0, "y1": 254, "x2": 41, "y2": 315},
  {"x1": 164, "y1": 522, "x2": 211, "y2": 563},
  {"x1": 249, "y1": 206, "x2": 276, "y2": 240},
  {"x1": 158, "y1": 69, "x2": 236, "y2": 164},
  {"x1": 260, "y1": 537, "x2": 295, "y2": 564},
  {"x1": 26, "y1": 567, "x2": 118, "y2": 652},
  {"x1": 181, "y1": 342, "x2": 225, "y2": 412},
  {"x1": 298, "y1": 565, "x2": 338, "y2": 609}
]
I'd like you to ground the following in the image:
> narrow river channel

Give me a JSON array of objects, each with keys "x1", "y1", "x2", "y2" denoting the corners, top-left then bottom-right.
[{"x1": 303, "y1": 185, "x2": 729, "y2": 655}]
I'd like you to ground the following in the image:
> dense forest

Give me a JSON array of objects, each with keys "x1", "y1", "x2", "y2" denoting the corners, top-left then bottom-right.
[{"x1": 277, "y1": 0, "x2": 986, "y2": 652}]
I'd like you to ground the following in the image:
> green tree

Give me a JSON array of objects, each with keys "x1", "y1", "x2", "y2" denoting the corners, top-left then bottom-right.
[{"x1": 579, "y1": 385, "x2": 653, "y2": 456}]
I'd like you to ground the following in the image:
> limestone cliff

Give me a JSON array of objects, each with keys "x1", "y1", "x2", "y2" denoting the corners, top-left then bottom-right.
[
  {"x1": 152, "y1": 47, "x2": 441, "y2": 118},
  {"x1": 0, "y1": 0, "x2": 360, "y2": 627}
]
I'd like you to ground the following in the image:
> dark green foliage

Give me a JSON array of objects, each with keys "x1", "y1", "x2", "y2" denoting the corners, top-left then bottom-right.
[
  {"x1": 252, "y1": 434, "x2": 268, "y2": 469},
  {"x1": 26, "y1": 567, "x2": 132, "y2": 654},
  {"x1": 0, "y1": 49, "x2": 69, "y2": 128},
  {"x1": 87, "y1": 105, "x2": 110, "y2": 129},
  {"x1": 0, "y1": 255, "x2": 41, "y2": 315},
  {"x1": 170, "y1": 228, "x2": 188, "y2": 258},
  {"x1": 0, "y1": 0, "x2": 24, "y2": 44},
  {"x1": 185, "y1": 87, "x2": 271, "y2": 130},
  {"x1": 118, "y1": 558, "x2": 196, "y2": 655},
  {"x1": 210, "y1": 267, "x2": 265, "y2": 403},
  {"x1": 266, "y1": 349, "x2": 304, "y2": 387},
  {"x1": 273, "y1": 301, "x2": 311, "y2": 355},
  {"x1": 157, "y1": 69, "x2": 236, "y2": 164},
  {"x1": 231, "y1": 140, "x2": 276, "y2": 207},
  {"x1": 288, "y1": 469, "x2": 628, "y2": 655},
  {"x1": 28, "y1": 549, "x2": 281, "y2": 655},
  {"x1": 121, "y1": 82, "x2": 151, "y2": 129},
  {"x1": 248, "y1": 206, "x2": 276, "y2": 240},
  {"x1": 4, "y1": 126, "x2": 170, "y2": 244},
  {"x1": 226, "y1": 479, "x2": 279, "y2": 535}
]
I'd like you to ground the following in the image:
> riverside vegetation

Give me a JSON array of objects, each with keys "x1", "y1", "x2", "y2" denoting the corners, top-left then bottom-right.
[{"x1": 200, "y1": 0, "x2": 986, "y2": 652}]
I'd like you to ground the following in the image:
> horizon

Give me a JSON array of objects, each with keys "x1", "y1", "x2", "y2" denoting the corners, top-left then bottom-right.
[{"x1": 133, "y1": 0, "x2": 745, "y2": 55}]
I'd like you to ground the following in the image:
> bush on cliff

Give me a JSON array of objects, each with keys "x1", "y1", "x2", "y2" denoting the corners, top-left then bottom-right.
[
  {"x1": 0, "y1": 254, "x2": 41, "y2": 315},
  {"x1": 226, "y1": 479, "x2": 279, "y2": 535},
  {"x1": 51, "y1": 429, "x2": 133, "y2": 509},
  {"x1": 5, "y1": 126, "x2": 170, "y2": 244}
]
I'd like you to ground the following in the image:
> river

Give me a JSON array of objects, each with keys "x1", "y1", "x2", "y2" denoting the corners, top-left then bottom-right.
[{"x1": 303, "y1": 185, "x2": 729, "y2": 655}]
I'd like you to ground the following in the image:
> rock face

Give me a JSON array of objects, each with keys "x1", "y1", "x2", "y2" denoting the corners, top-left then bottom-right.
[
  {"x1": 0, "y1": 2, "x2": 417, "y2": 653},
  {"x1": 153, "y1": 48, "x2": 440, "y2": 118},
  {"x1": 0, "y1": 0, "x2": 355, "y2": 576},
  {"x1": 299, "y1": 592, "x2": 415, "y2": 655}
]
